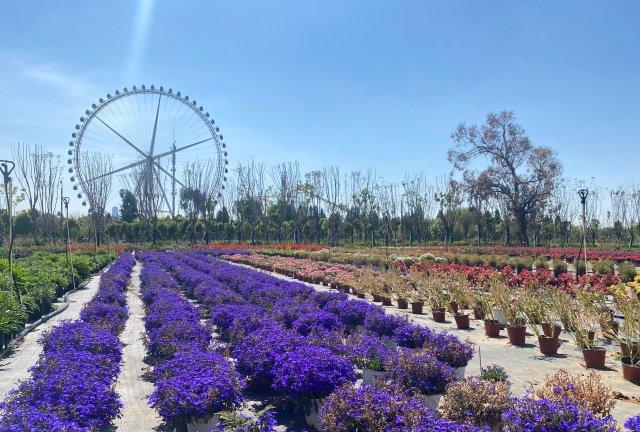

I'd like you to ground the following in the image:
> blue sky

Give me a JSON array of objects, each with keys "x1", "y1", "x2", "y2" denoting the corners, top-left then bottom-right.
[{"x1": 0, "y1": 1, "x2": 638, "y2": 213}]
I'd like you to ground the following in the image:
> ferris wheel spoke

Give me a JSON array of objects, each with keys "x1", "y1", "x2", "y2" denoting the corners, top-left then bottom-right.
[
  {"x1": 149, "y1": 95, "x2": 161, "y2": 157},
  {"x1": 151, "y1": 137, "x2": 214, "y2": 161},
  {"x1": 151, "y1": 164, "x2": 173, "y2": 213},
  {"x1": 86, "y1": 158, "x2": 147, "y2": 182},
  {"x1": 153, "y1": 161, "x2": 188, "y2": 189},
  {"x1": 95, "y1": 115, "x2": 149, "y2": 158}
]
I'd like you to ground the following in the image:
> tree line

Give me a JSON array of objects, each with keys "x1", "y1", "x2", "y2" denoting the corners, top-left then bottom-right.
[{"x1": 2, "y1": 111, "x2": 639, "y2": 248}]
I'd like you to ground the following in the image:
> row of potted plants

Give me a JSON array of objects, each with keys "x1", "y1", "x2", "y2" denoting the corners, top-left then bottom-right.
[
  {"x1": 0, "y1": 253, "x2": 135, "y2": 431},
  {"x1": 414, "y1": 245, "x2": 640, "y2": 264},
  {"x1": 227, "y1": 252, "x2": 639, "y2": 385}
]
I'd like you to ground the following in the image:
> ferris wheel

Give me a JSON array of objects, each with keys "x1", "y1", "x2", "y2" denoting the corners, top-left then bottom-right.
[{"x1": 67, "y1": 84, "x2": 228, "y2": 218}]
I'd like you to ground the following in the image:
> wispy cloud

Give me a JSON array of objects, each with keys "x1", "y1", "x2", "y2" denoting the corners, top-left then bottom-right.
[
  {"x1": 124, "y1": 0, "x2": 155, "y2": 81},
  {"x1": 1, "y1": 52, "x2": 100, "y2": 100}
]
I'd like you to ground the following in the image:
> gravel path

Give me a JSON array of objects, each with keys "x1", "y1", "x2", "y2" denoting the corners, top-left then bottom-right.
[
  {"x1": 0, "y1": 272, "x2": 103, "y2": 400},
  {"x1": 114, "y1": 261, "x2": 164, "y2": 432},
  {"x1": 229, "y1": 261, "x2": 640, "y2": 425}
]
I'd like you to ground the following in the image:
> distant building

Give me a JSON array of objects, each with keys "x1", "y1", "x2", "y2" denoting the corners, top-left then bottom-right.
[{"x1": 111, "y1": 206, "x2": 120, "y2": 219}]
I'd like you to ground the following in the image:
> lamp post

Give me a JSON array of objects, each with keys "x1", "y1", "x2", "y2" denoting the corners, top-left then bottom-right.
[
  {"x1": 0, "y1": 160, "x2": 18, "y2": 301},
  {"x1": 62, "y1": 196, "x2": 76, "y2": 292},
  {"x1": 578, "y1": 188, "x2": 589, "y2": 280}
]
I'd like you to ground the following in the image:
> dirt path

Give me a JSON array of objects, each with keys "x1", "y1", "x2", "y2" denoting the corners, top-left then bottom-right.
[
  {"x1": 0, "y1": 272, "x2": 103, "y2": 400},
  {"x1": 229, "y1": 261, "x2": 640, "y2": 425},
  {"x1": 113, "y1": 261, "x2": 164, "y2": 432}
]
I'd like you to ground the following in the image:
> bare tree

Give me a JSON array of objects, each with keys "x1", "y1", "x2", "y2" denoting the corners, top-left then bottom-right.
[
  {"x1": 449, "y1": 110, "x2": 562, "y2": 245},
  {"x1": 78, "y1": 152, "x2": 112, "y2": 246},
  {"x1": 37, "y1": 152, "x2": 62, "y2": 243},
  {"x1": 12, "y1": 143, "x2": 46, "y2": 243}
]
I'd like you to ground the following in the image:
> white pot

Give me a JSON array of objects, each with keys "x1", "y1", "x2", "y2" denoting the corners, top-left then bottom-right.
[
  {"x1": 492, "y1": 308, "x2": 508, "y2": 325},
  {"x1": 304, "y1": 398, "x2": 323, "y2": 429},
  {"x1": 455, "y1": 366, "x2": 466, "y2": 379},
  {"x1": 362, "y1": 368, "x2": 386, "y2": 386},
  {"x1": 187, "y1": 414, "x2": 220, "y2": 432},
  {"x1": 423, "y1": 394, "x2": 441, "y2": 411}
]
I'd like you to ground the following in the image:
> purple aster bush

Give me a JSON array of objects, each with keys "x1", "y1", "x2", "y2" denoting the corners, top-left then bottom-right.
[
  {"x1": 393, "y1": 323, "x2": 434, "y2": 349},
  {"x1": 271, "y1": 345, "x2": 356, "y2": 400},
  {"x1": 80, "y1": 301, "x2": 128, "y2": 334},
  {"x1": 363, "y1": 311, "x2": 408, "y2": 337},
  {"x1": 387, "y1": 349, "x2": 457, "y2": 396},
  {"x1": 150, "y1": 351, "x2": 245, "y2": 425},
  {"x1": 324, "y1": 298, "x2": 378, "y2": 330},
  {"x1": 347, "y1": 332, "x2": 394, "y2": 371},
  {"x1": 425, "y1": 331, "x2": 474, "y2": 368},
  {"x1": 210, "y1": 303, "x2": 266, "y2": 338},
  {"x1": 501, "y1": 397, "x2": 616, "y2": 432},
  {"x1": 318, "y1": 383, "x2": 432, "y2": 431},
  {"x1": 293, "y1": 310, "x2": 343, "y2": 336},
  {"x1": 40, "y1": 321, "x2": 122, "y2": 365},
  {"x1": 312, "y1": 290, "x2": 348, "y2": 308},
  {"x1": 195, "y1": 280, "x2": 245, "y2": 309},
  {"x1": 0, "y1": 404, "x2": 90, "y2": 432},
  {"x1": 232, "y1": 324, "x2": 303, "y2": 387},
  {"x1": 626, "y1": 415, "x2": 640, "y2": 432}
]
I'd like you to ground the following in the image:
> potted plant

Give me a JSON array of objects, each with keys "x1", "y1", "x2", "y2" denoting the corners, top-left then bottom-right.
[
  {"x1": 347, "y1": 332, "x2": 393, "y2": 386},
  {"x1": 476, "y1": 285, "x2": 502, "y2": 338},
  {"x1": 318, "y1": 383, "x2": 432, "y2": 432},
  {"x1": 611, "y1": 287, "x2": 640, "y2": 384},
  {"x1": 422, "y1": 274, "x2": 448, "y2": 323},
  {"x1": 531, "y1": 370, "x2": 615, "y2": 417},
  {"x1": 386, "y1": 348, "x2": 456, "y2": 411},
  {"x1": 440, "y1": 377, "x2": 511, "y2": 430},
  {"x1": 567, "y1": 292, "x2": 607, "y2": 369},
  {"x1": 448, "y1": 274, "x2": 471, "y2": 330},
  {"x1": 271, "y1": 345, "x2": 356, "y2": 428},
  {"x1": 385, "y1": 269, "x2": 411, "y2": 310},
  {"x1": 407, "y1": 271, "x2": 428, "y2": 314},
  {"x1": 491, "y1": 278, "x2": 526, "y2": 346},
  {"x1": 149, "y1": 351, "x2": 245, "y2": 432},
  {"x1": 501, "y1": 397, "x2": 616, "y2": 431},
  {"x1": 521, "y1": 286, "x2": 560, "y2": 356}
]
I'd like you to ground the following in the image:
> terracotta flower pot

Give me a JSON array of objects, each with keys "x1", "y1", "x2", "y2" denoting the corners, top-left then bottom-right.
[
  {"x1": 484, "y1": 319, "x2": 502, "y2": 338},
  {"x1": 411, "y1": 301, "x2": 424, "y2": 314},
  {"x1": 541, "y1": 323, "x2": 562, "y2": 338},
  {"x1": 381, "y1": 297, "x2": 392, "y2": 306},
  {"x1": 432, "y1": 307, "x2": 446, "y2": 323},
  {"x1": 507, "y1": 325, "x2": 526, "y2": 346},
  {"x1": 621, "y1": 357, "x2": 640, "y2": 384},
  {"x1": 473, "y1": 307, "x2": 485, "y2": 320},
  {"x1": 582, "y1": 347, "x2": 606, "y2": 369},
  {"x1": 621, "y1": 342, "x2": 640, "y2": 359},
  {"x1": 538, "y1": 336, "x2": 561, "y2": 356},
  {"x1": 397, "y1": 298, "x2": 409, "y2": 309},
  {"x1": 454, "y1": 313, "x2": 470, "y2": 330},
  {"x1": 449, "y1": 301, "x2": 459, "y2": 314}
]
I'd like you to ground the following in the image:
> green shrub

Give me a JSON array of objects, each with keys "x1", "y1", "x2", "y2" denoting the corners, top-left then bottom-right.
[
  {"x1": 592, "y1": 260, "x2": 615, "y2": 275},
  {"x1": 552, "y1": 259, "x2": 568, "y2": 276},
  {"x1": 575, "y1": 261, "x2": 587, "y2": 276},
  {"x1": 618, "y1": 261, "x2": 637, "y2": 283}
]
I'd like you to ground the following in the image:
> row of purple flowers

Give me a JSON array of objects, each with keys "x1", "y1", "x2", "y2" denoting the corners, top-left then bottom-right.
[
  {"x1": 138, "y1": 254, "x2": 251, "y2": 430},
  {"x1": 0, "y1": 253, "x2": 135, "y2": 432}
]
